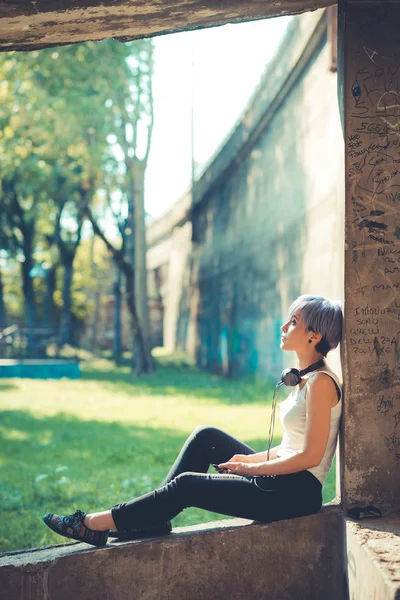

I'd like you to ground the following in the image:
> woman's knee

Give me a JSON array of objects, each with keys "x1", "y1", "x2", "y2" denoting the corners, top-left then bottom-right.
[
  {"x1": 190, "y1": 425, "x2": 221, "y2": 440},
  {"x1": 174, "y1": 472, "x2": 193, "y2": 488},
  {"x1": 171, "y1": 472, "x2": 199, "y2": 505}
]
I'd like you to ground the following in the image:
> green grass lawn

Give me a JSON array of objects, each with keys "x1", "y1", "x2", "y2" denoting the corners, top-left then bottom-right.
[{"x1": 0, "y1": 353, "x2": 336, "y2": 553}]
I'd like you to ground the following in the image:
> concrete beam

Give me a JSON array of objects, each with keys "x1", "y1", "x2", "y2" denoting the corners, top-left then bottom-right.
[
  {"x1": 1, "y1": 507, "x2": 344, "y2": 600},
  {"x1": 0, "y1": 1, "x2": 334, "y2": 52},
  {"x1": 345, "y1": 515, "x2": 400, "y2": 600},
  {"x1": 147, "y1": 192, "x2": 191, "y2": 248},
  {"x1": 339, "y1": 0, "x2": 400, "y2": 514}
]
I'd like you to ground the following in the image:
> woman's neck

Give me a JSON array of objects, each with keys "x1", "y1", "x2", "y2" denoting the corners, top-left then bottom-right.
[{"x1": 296, "y1": 351, "x2": 325, "y2": 371}]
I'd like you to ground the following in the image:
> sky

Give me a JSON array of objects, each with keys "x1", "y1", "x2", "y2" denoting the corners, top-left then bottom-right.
[{"x1": 144, "y1": 16, "x2": 292, "y2": 220}]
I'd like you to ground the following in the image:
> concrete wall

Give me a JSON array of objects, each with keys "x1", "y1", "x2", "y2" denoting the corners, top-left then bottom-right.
[
  {"x1": 0, "y1": 507, "x2": 345, "y2": 600},
  {"x1": 340, "y1": 0, "x2": 400, "y2": 514},
  {"x1": 147, "y1": 193, "x2": 192, "y2": 350},
  {"x1": 171, "y1": 10, "x2": 345, "y2": 380}
]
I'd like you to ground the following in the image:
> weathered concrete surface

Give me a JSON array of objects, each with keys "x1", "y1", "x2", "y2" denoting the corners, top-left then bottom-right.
[
  {"x1": 340, "y1": 0, "x2": 400, "y2": 513},
  {"x1": 0, "y1": 359, "x2": 80, "y2": 379},
  {"x1": 345, "y1": 514, "x2": 400, "y2": 600},
  {"x1": 0, "y1": 507, "x2": 344, "y2": 600},
  {"x1": 0, "y1": 1, "x2": 334, "y2": 52},
  {"x1": 178, "y1": 10, "x2": 344, "y2": 379},
  {"x1": 146, "y1": 192, "x2": 192, "y2": 349}
]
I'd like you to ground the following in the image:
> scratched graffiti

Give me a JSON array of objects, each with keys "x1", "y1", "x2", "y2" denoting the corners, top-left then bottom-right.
[{"x1": 347, "y1": 43, "x2": 400, "y2": 461}]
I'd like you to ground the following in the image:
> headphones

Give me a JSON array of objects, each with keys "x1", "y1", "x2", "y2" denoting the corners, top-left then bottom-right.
[{"x1": 278, "y1": 358, "x2": 326, "y2": 388}]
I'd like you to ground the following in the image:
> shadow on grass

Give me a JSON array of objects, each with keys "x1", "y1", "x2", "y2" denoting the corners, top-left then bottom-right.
[
  {"x1": 0, "y1": 408, "x2": 284, "y2": 553},
  {"x1": 0, "y1": 407, "x2": 336, "y2": 555},
  {"x1": 0, "y1": 382, "x2": 19, "y2": 392},
  {"x1": 81, "y1": 360, "x2": 283, "y2": 407}
]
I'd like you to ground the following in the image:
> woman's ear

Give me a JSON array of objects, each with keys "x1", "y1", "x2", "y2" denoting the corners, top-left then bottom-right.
[{"x1": 309, "y1": 331, "x2": 323, "y2": 344}]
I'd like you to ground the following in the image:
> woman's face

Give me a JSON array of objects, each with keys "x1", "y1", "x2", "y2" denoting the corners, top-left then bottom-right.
[{"x1": 280, "y1": 311, "x2": 311, "y2": 352}]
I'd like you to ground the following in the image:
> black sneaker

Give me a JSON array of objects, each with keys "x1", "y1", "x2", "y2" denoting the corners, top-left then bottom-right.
[
  {"x1": 109, "y1": 520, "x2": 172, "y2": 541},
  {"x1": 347, "y1": 506, "x2": 382, "y2": 520},
  {"x1": 43, "y1": 509, "x2": 109, "y2": 547}
]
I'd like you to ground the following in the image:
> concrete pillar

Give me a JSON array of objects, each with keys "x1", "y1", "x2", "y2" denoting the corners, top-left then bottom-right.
[
  {"x1": 163, "y1": 222, "x2": 192, "y2": 351},
  {"x1": 339, "y1": 0, "x2": 400, "y2": 513}
]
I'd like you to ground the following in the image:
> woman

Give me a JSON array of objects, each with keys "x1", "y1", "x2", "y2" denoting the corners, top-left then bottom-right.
[{"x1": 43, "y1": 294, "x2": 343, "y2": 547}]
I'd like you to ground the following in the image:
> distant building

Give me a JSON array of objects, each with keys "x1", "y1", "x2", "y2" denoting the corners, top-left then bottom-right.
[{"x1": 147, "y1": 8, "x2": 343, "y2": 380}]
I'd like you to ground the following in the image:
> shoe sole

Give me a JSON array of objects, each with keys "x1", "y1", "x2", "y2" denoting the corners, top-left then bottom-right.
[{"x1": 43, "y1": 518, "x2": 108, "y2": 547}]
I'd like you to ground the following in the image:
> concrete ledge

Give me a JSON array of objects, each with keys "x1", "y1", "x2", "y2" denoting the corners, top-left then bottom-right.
[
  {"x1": 345, "y1": 514, "x2": 400, "y2": 600},
  {"x1": 0, "y1": 506, "x2": 344, "y2": 600}
]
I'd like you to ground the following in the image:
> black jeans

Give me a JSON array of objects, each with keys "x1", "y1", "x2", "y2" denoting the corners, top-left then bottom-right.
[{"x1": 111, "y1": 426, "x2": 323, "y2": 531}]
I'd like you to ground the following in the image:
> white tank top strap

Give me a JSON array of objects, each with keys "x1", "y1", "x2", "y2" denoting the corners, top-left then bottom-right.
[{"x1": 307, "y1": 370, "x2": 342, "y2": 401}]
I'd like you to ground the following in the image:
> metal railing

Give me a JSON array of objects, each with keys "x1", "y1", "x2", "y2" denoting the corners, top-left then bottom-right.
[{"x1": 0, "y1": 325, "x2": 59, "y2": 359}]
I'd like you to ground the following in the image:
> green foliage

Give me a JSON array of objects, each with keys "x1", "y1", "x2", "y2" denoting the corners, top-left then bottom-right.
[
  {"x1": 70, "y1": 236, "x2": 114, "y2": 322},
  {"x1": 0, "y1": 37, "x2": 153, "y2": 329},
  {"x1": 0, "y1": 261, "x2": 23, "y2": 319},
  {"x1": 0, "y1": 356, "x2": 336, "y2": 552}
]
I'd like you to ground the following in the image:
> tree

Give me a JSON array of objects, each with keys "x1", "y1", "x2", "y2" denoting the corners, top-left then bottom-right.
[
  {"x1": 0, "y1": 50, "x2": 91, "y2": 333},
  {"x1": 109, "y1": 41, "x2": 154, "y2": 348},
  {"x1": 31, "y1": 39, "x2": 155, "y2": 372},
  {"x1": 86, "y1": 205, "x2": 153, "y2": 374},
  {"x1": 0, "y1": 39, "x2": 155, "y2": 371}
]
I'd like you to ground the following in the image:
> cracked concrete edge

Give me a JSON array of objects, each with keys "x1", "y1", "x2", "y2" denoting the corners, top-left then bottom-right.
[
  {"x1": 0, "y1": 505, "x2": 342, "y2": 567},
  {"x1": 0, "y1": 0, "x2": 334, "y2": 52},
  {"x1": 345, "y1": 515, "x2": 400, "y2": 600},
  {"x1": 0, "y1": 506, "x2": 345, "y2": 600}
]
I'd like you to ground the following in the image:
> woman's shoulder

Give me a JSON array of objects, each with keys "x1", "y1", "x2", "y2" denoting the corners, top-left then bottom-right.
[
  {"x1": 307, "y1": 368, "x2": 342, "y2": 404},
  {"x1": 307, "y1": 366, "x2": 341, "y2": 384}
]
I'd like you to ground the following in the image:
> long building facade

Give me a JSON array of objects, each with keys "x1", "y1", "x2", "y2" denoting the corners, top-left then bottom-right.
[{"x1": 147, "y1": 8, "x2": 344, "y2": 381}]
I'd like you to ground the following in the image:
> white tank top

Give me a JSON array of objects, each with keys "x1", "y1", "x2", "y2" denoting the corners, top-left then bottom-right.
[{"x1": 276, "y1": 370, "x2": 342, "y2": 485}]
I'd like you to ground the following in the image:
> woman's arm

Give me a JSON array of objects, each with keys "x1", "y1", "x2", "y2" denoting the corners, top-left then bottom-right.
[
  {"x1": 247, "y1": 445, "x2": 282, "y2": 462},
  {"x1": 219, "y1": 374, "x2": 334, "y2": 476},
  {"x1": 227, "y1": 445, "x2": 281, "y2": 465}
]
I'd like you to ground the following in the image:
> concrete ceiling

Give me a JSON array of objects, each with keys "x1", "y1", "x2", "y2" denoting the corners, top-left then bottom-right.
[{"x1": 1, "y1": 1, "x2": 334, "y2": 52}]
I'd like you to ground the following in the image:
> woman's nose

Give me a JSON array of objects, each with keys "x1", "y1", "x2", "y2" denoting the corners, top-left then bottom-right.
[{"x1": 281, "y1": 322, "x2": 287, "y2": 333}]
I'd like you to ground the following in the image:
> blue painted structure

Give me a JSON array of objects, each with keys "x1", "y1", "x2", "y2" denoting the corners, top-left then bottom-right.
[{"x1": 0, "y1": 360, "x2": 81, "y2": 379}]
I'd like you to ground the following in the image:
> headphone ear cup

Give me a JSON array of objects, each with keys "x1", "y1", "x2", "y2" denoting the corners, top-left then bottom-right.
[{"x1": 281, "y1": 368, "x2": 301, "y2": 387}]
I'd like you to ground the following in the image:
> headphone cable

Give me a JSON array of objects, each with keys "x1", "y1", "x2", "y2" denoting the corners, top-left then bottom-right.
[{"x1": 266, "y1": 382, "x2": 284, "y2": 462}]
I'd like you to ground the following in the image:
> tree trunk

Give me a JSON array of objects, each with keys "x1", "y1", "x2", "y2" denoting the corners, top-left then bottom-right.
[
  {"x1": 87, "y1": 208, "x2": 153, "y2": 375},
  {"x1": 44, "y1": 266, "x2": 57, "y2": 328},
  {"x1": 21, "y1": 254, "x2": 37, "y2": 356},
  {"x1": 113, "y1": 266, "x2": 122, "y2": 364},
  {"x1": 131, "y1": 160, "x2": 151, "y2": 346},
  {"x1": 0, "y1": 268, "x2": 7, "y2": 328},
  {"x1": 57, "y1": 211, "x2": 83, "y2": 347},
  {"x1": 90, "y1": 288, "x2": 101, "y2": 353},
  {"x1": 21, "y1": 224, "x2": 37, "y2": 329},
  {"x1": 60, "y1": 259, "x2": 73, "y2": 345},
  {"x1": 125, "y1": 267, "x2": 153, "y2": 375}
]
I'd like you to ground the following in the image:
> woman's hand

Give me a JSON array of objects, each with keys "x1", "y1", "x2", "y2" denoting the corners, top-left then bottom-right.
[
  {"x1": 228, "y1": 454, "x2": 253, "y2": 464},
  {"x1": 216, "y1": 460, "x2": 259, "y2": 476}
]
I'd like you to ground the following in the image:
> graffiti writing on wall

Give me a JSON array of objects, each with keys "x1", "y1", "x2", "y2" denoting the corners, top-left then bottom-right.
[{"x1": 347, "y1": 44, "x2": 400, "y2": 460}]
